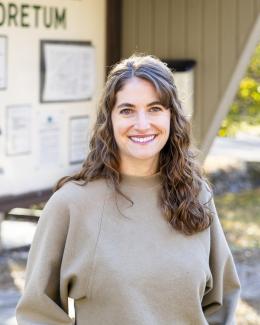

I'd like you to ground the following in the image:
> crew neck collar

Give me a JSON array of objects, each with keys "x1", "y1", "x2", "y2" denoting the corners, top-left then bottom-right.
[{"x1": 120, "y1": 172, "x2": 161, "y2": 188}]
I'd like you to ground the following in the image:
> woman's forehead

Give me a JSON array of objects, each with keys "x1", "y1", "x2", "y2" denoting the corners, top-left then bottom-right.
[{"x1": 114, "y1": 76, "x2": 170, "y2": 107}]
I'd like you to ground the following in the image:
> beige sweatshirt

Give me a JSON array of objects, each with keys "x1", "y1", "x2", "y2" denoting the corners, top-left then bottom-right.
[{"x1": 16, "y1": 174, "x2": 240, "y2": 325}]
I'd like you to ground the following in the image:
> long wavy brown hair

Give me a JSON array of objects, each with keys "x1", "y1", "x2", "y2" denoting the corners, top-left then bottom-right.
[{"x1": 55, "y1": 54, "x2": 212, "y2": 235}]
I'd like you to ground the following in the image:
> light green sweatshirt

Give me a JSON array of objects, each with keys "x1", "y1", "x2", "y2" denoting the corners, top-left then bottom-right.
[{"x1": 16, "y1": 174, "x2": 240, "y2": 324}]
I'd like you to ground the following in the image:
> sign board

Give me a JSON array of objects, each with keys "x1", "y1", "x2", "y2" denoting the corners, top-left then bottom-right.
[
  {"x1": 0, "y1": 0, "x2": 106, "y2": 210},
  {"x1": 40, "y1": 40, "x2": 96, "y2": 103},
  {"x1": 164, "y1": 59, "x2": 196, "y2": 119}
]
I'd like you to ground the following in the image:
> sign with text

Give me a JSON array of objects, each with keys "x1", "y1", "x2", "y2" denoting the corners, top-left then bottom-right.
[
  {"x1": 69, "y1": 116, "x2": 89, "y2": 164},
  {"x1": 40, "y1": 41, "x2": 96, "y2": 102},
  {"x1": 0, "y1": 2, "x2": 67, "y2": 29},
  {"x1": 6, "y1": 104, "x2": 32, "y2": 156}
]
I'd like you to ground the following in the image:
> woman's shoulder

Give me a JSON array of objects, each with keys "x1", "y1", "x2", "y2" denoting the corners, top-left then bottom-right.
[
  {"x1": 51, "y1": 177, "x2": 110, "y2": 207},
  {"x1": 37, "y1": 178, "x2": 110, "y2": 227},
  {"x1": 197, "y1": 179, "x2": 213, "y2": 205}
]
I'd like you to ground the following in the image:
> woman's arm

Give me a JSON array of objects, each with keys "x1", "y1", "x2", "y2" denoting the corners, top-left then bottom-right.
[
  {"x1": 16, "y1": 190, "x2": 74, "y2": 325},
  {"x1": 202, "y1": 195, "x2": 241, "y2": 325}
]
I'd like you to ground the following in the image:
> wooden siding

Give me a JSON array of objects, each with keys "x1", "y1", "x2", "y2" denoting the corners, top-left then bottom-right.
[{"x1": 121, "y1": 0, "x2": 260, "y2": 155}]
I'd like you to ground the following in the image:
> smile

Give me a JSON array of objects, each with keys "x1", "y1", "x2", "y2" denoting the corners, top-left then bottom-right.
[{"x1": 129, "y1": 135, "x2": 157, "y2": 144}]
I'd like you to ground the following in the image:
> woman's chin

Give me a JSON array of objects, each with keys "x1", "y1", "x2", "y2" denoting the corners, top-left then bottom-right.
[{"x1": 126, "y1": 152, "x2": 159, "y2": 162}]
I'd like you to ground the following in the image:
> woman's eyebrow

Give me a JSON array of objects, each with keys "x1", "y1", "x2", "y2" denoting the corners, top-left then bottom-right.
[
  {"x1": 147, "y1": 101, "x2": 163, "y2": 107},
  {"x1": 116, "y1": 101, "x2": 163, "y2": 109},
  {"x1": 116, "y1": 103, "x2": 135, "y2": 109}
]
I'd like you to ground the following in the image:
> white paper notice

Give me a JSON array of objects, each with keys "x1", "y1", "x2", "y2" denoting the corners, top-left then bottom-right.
[
  {"x1": 0, "y1": 118, "x2": 3, "y2": 174},
  {"x1": 37, "y1": 112, "x2": 62, "y2": 166},
  {"x1": 42, "y1": 43, "x2": 95, "y2": 102},
  {"x1": 6, "y1": 105, "x2": 31, "y2": 155},
  {"x1": 0, "y1": 36, "x2": 7, "y2": 89},
  {"x1": 69, "y1": 116, "x2": 89, "y2": 164}
]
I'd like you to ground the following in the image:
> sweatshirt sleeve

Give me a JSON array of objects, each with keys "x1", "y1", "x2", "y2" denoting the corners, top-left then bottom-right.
[
  {"x1": 202, "y1": 192, "x2": 241, "y2": 325},
  {"x1": 16, "y1": 190, "x2": 74, "y2": 325}
]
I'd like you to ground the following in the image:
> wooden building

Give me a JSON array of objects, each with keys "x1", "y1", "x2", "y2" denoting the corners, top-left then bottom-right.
[
  {"x1": 107, "y1": 0, "x2": 260, "y2": 158},
  {"x1": 1, "y1": 0, "x2": 260, "y2": 211}
]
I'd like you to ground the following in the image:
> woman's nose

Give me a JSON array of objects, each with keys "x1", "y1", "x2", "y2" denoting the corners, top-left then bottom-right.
[{"x1": 134, "y1": 111, "x2": 150, "y2": 129}]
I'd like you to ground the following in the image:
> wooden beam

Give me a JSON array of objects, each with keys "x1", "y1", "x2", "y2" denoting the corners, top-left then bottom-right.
[
  {"x1": 106, "y1": 0, "x2": 122, "y2": 75},
  {"x1": 201, "y1": 13, "x2": 260, "y2": 160}
]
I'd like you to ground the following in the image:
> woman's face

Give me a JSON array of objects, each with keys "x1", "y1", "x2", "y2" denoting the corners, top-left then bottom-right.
[{"x1": 111, "y1": 77, "x2": 171, "y2": 172}]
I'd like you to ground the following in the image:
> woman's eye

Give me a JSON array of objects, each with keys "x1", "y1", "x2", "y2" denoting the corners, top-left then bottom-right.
[
  {"x1": 119, "y1": 108, "x2": 133, "y2": 115},
  {"x1": 150, "y1": 106, "x2": 163, "y2": 112}
]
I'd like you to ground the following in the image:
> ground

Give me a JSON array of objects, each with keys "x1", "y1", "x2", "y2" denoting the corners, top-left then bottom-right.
[{"x1": 204, "y1": 134, "x2": 260, "y2": 324}]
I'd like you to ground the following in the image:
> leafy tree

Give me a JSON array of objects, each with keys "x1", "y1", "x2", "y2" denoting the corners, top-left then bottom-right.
[{"x1": 218, "y1": 43, "x2": 260, "y2": 137}]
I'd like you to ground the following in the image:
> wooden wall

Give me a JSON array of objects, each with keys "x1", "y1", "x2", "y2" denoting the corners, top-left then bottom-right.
[{"x1": 121, "y1": 0, "x2": 260, "y2": 154}]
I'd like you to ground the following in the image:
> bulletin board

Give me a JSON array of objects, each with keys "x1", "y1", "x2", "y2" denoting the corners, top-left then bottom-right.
[{"x1": 0, "y1": 0, "x2": 106, "y2": 211}]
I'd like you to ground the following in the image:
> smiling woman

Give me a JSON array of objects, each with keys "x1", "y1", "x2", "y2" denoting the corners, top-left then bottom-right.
[
  {"x1": 16, "y1": 54, "x2": 241, "y2": 325},
  {"x1": 111, "y1": 77, "x2": 171, "y2": 176}
]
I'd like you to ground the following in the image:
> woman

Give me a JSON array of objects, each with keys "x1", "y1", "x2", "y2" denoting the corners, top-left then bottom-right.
[{"x1": 16, "y1": 54, "x2": 240, "y2": 324}]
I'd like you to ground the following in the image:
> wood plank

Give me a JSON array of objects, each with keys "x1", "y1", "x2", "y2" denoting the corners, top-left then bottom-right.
[
  {"x1": 254, "y1": 0, "x2": 260, "y2": 17},
  {"x1": 106, "y1": 0, "x2": 122, "y2": 73},
  {"x1": 153, "y1": 0, "x2": 169, "y2": 58},
  {"x1": 136, "y1": 0, "x2": 153, "y2": 54},
  {"x1": 202, "y1": 0, "x2": 219, "y2": 137},
  {"x1": 168, "y1": 0, "x2": 186, "y2": 58},
  {"x1": 121, "y1": 0, "x2": 137, "y2": 58},
  {"x1": 219, "y1": 0, "x2": 237, "y2": 94},
  {"x1": 186, "y1": 0, "x2": 203, "y2": 142},
  {"x1": 237, "y1": 0, "x2": 255, "y2": 54}
]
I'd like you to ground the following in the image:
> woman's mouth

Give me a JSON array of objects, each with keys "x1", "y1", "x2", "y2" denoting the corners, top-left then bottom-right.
[{"x1": 128, "y1": 135, "x2": 157, "y2": 144}]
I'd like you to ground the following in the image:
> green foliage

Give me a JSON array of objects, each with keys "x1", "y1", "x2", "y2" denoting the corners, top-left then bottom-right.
[
  {"x1": 248, "y1": 42, "x2": 260, "y2": 77},
  {"x1": 219, "y1": 43, "x2": 260, "y2": 137}
]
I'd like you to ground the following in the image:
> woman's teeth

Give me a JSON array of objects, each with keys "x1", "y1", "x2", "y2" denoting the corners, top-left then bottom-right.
[{"x1": 129, "y1": 135, "x2": 156, "y2": 143}]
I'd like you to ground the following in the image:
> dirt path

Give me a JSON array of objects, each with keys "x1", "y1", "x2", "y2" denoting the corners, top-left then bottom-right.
[{"x1": 233, "y1": 248, "x2": 260, "y2": 314}]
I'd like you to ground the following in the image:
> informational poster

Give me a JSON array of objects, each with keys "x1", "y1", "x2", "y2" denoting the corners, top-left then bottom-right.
[
  {"x1": 40, "y1": 41, "x2": 95, "y2": 102},
  {"x1": 0, "y1": 122, "x2": 3, "y2": 175},
  {"x1": 0, "y1": 36, "x2": 7, "y2": 89},
  {"x1": 37, "y1": 111, "x2": 62, "y2": 166},
  {"x1": 0, "y1": 134, "x2": 4, "y2": 176},
  {"x1": 6, "y1": 105, "x2": 32, "y2": 156},
  {"x1": 69, "y1": 116, "x2": 89, "y2": 164}
]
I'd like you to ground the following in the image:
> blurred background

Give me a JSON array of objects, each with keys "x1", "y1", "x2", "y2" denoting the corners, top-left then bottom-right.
[{"x1": 0, "y1": 0, "x2": 260, "y2": 324}]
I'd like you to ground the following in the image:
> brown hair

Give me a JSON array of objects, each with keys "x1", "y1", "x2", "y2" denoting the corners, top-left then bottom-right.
[{"x1": 55, "y1": 54, "x2": 212, "y2": 235}]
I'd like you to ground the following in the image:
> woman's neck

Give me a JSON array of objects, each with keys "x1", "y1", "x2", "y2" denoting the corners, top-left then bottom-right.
[{"x1": 119, "y1": 156, "x2": 159, "y2": 177}]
